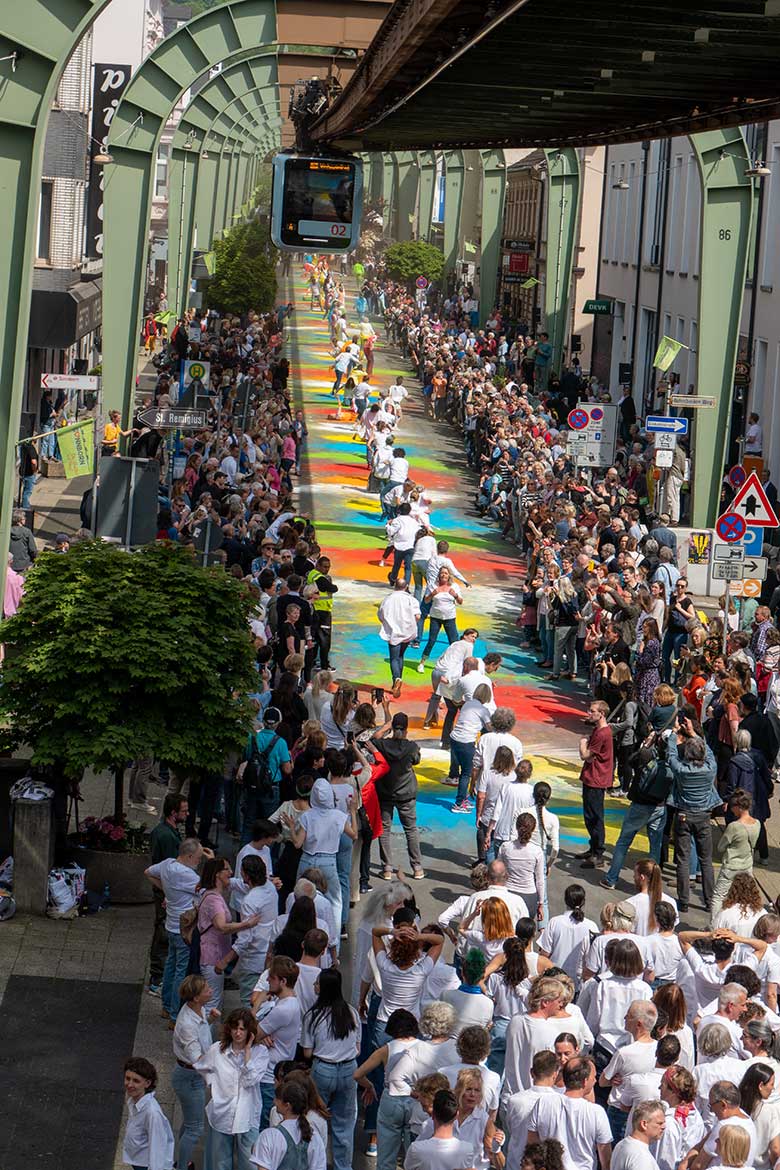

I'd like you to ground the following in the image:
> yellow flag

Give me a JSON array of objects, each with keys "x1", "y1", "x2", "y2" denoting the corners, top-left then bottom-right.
[
  {"x1": 57, "y1": 419, "x2": 94, "y2": 479},
  {"x1": 653, "y1": 335, "x2": 687, "y2": 372}
]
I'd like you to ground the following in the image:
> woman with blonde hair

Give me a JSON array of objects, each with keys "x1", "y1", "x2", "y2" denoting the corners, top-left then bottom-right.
[
  {"x1": 583, "y1": 900, "x2": 648, "y2": 979},
  {"x1": 710, "y1": 1124, "x2": 754, "y2": 1170},
  {"x1": 304, "y1": 668, "x2": 335, "y2": 722}
]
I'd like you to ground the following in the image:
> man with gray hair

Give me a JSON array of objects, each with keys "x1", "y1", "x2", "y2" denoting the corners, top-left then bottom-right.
[
  {"x1": 461, "y1": 858, "x2": 529, "y2": 924},
  {"x1": 9, "y1": 507, "x2": 37, "y2": 572},
  {"x1": 600, "y1": 1002, "x2": 659, "y2": 1142},
  {"x1": 145, "y1": 836, "x2": 211, "y2": 1020},
  {"x1": 652, "y1": 546, "x2": 681, "y2": 602},
  {"x1": 610, "y1": 1099, "x2": 666, "y2": 1170},
  {"x1": 695, "y1": 983, "x2": 748, "y2": 1057}
]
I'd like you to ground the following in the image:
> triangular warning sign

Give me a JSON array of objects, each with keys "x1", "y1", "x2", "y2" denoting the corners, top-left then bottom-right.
[{"x1": 729, "y1": 471, "x2": 780, "y2": 528}]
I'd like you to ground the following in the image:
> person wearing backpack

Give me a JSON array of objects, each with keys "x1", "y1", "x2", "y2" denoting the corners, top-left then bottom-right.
[
  {"x1": 239, "y1": 707, "x2": 293, "y2": 843},
  {"x1": 250, "y1": 1075, "x2": 326, "y2": 1170}
]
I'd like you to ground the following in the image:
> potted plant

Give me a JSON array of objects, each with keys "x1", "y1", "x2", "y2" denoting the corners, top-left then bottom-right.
[{"x1": 0, "y1": 541, "x2": 257, "y2": 903}]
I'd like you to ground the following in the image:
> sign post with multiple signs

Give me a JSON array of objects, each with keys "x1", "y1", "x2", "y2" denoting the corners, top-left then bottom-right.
[
  {"x1": 566, "y1": 403, "x2": 618, "y2": 468},
  {"x1": 713, "y1": 472, "x2": 778, "y2": 637}
]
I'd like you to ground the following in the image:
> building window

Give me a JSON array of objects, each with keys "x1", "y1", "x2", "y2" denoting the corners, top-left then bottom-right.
[
  {"x1": 37, "y1": 181, "x2": 53, "y2": 262},
  {"x1": 155, "y1": 143, "x2": 169, "y2": 199}
]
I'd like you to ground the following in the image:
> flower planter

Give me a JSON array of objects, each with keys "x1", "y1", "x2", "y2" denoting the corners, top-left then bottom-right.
[{"x1": 68, "y1": 840, "x2": 153, "y2": 904}]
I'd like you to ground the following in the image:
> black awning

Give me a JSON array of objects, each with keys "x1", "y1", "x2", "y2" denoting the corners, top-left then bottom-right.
[{"x1": 29, "y1": 277, "x2": 102, "y2": 349}]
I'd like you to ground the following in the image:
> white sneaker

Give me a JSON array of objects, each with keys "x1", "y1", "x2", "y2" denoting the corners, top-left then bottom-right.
[{"x1": 416, "y1": 662, "x2": 425, "y2": 673}]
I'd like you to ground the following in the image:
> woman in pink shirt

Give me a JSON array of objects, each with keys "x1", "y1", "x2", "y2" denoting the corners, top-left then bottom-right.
[
  {"x1": 197, "y1": 858, "x2": 261, "y2": 1014},
  {"x1": 281, "y1": 433, "x2": 298, "y2": 487}
]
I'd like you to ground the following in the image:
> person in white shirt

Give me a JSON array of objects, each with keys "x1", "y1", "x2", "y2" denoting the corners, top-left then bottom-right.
[
  {"x1": 580, "y1": 938, "x2": 652, "y2": 1055},
  {"x1": 498, "y1": 812, "x2": 546, "y2": 919},
  {"x1": 504, "y1": 976, "x2": 569, "y2": 1098},
  {"x1": 392, "y1": 1002, "x2": 460, "y2": 1094},
  {"x1": 441, "y1": 946, "x2": 495, "y2": 1032},
  {"x1": 488, "y1": 760, "x2": 536, "y2": 851},
  {"x1": 195, "y1": 1009, "x2": 269, "y2": 1167},
  {"x1": 697, "y1": 1081, "x2": 759, "y2": 1167},
  {"x1": 583, "y1": 901, "x2": 651, "y2": 980},
  {"x1": 411, "y1": 530, "x2": 438, "y2": 603},
  {"x1": 537, "y1": 884, "x2": 599, "y2": 986},
  {"x1": 644, "y1": 904, "x2": 684, "y2": 986},
  {"x1": 693, "y1": 1023, "x2": 749, "y2": 1126},
  {"x1": 458, "y1": 859, "x2": 530, "y2": 928},
  {"x1": 172, "y1": 976, "x2": 220, "y2": 1170},
  {"x1": 610, "y1": 1100, "x2": 666, "y2": 1170},
  {"x1": 694, "y1": 983, "x2": 749, "y2": 1058},
  {"x1": 419, "y1": 567, "x2": 464, "y2": 668},
  {"x1": 440, "y1": 1025, "x2": 501, "y2": 1118},
  {"x1": 388, "y1": 378, "x2": 409, "y2": 416},
  {"x1": 403, "y1": 1088, "x2": 475, "y2": 1170},
  {"x1": 626, "y1": 860, "x2": 679, "y2": 937},
  {"x1": 122, "y1": 1057, "x2": 175, "y2": 1170},
  {"x1": 388, "y1": 448, "x2": 410, "y2": 487},
  {"x1": 652, "y1": 1065, "x2": 706, "y2": 1170},
  {"x1": 378, "y1": 580, "x2": 421, "y2": 696},
  {"x1": 527, "y1": 1054, "x2": 612, "y2": 1170},
  {"x1": 504, "y1": 1050, "x2": 560, "y2": 1170},
  {"x1": 250, "y1": 1077, "x2": 327, "y2": 1170},
  {"x1": 599, "y1": 1002, "x2": 659, "y2": 1140},
  {"x1": 422, "y1": 630, "x2": 480, "y2": 724},
  {"x1": 300, "y1": 969, "x2": 360, "y2": 1170},
  {"x1": 450, "y1": 686, "x2": 494, "y2": 813},
  {"x1": 475, "y1": 745, "x2": 516, "y2": 863},
  {"x1": 219, "y1": 856, "x2": 279, "y2": 1005},
  {"x1": 253, "y1": 957, "x2": 304, "y2": 1129},
  {"x1": 145, "y1": 837, "x2": 207, "y2": 1022},
  {"x1": 386, "y1": 504, "x2": 421, "y2": 586},
  {"x1": 745, "y1": 412, "x2": 764, "y2": 455}
]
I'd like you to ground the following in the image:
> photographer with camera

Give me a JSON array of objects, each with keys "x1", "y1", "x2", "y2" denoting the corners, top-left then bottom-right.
[{"x1": 664, "y1": 713, "x2": 722, "y2": 913}]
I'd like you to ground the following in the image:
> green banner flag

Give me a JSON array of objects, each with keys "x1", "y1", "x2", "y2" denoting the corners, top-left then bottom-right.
[
  {"x1": 653, "y1": 335, "x2": 688, "y2": 372},
  {"x1": 464, "y1": 240, "x2": 477, "y2": 255},
  {"x1": 57, "y1": 418, "x2": 94, "y2": 479},
  {"x1": 521, "y1": 277, "x2": 539, "y2": 288},
  {"x1": 204, "y1": 252, "x2": 217, "y2": 276}
]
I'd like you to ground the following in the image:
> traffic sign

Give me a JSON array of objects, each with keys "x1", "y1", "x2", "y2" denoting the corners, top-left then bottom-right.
[
  {"x1": 669, "y1": 395, "x2": 716, "y2": 408},
  {"x1": 731, "y1": 578, "x2": 762, "y2": 598},
  {"x1": 743, "y1": 526, "x2": 765, "y2": 556},
  {"x1": 589, "y1": 406, "x2": 604, "y2": 423},
  {"x1": 568, "y1": 409, "x2": 589, "y2": 430},
  {"x1": 654, "y1": 433, "x2": 677, "y2": 451},
  {"x1": 728, "y1": 464, "x2": 747, "y2": 489},
  {"x1": 41, "y1": 372, "x2": 99, "y2": 391},
  {"x1": 183, "y1": 359, "x2": 210, "y2": 388},
  {"x1": 729, "y1": 471, "x2": 780, "y2": 528},
  {"x1": 713, "y1": 543, "x2": 745, "y2": 563},
  {"x1": 655, "y1": 449, "x2": 674, "y2": 468},
  {"x1": 415, "y1": 276, "x2": 429, "y2": 289},
  {"x1": 712, "y1": 562, "x2": 743, "y2": 581},
  {"x1": 646, "y1": 415, "x2": 689, "y2": 435},
  {"x1": 742, "y1": 555, "x2": 768, "y2": 581},
  {"x1": 715, "y1": 512, "x2": 747, "y2": 542},
  {"x1": 136, "y1": 407, "x2": 208, "y2": 429}
]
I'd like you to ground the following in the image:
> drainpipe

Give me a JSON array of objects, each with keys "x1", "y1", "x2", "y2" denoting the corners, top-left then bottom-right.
[
  {"x1": 651, "y1": 139, "x2": 672, "y2": 414},
  {"x1": 630, "y1": 141, "x2": 650, "y2": 409},
  {"x1": 591, "y1": 145, "x2": 609, "y2": 379}
]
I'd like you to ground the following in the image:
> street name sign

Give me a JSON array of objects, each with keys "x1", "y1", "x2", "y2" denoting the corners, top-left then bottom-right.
[
  {"x1": 41, "y1": 372, "x2": 99, "y2": 391},
  {"x1": 137, "y1": 408, "x2": 208, "y2": 429},
  {"x1": 669, "y1": 395, "x2": 716, "y2": 408},
  {"x1": 646, "y1": 415, "x2": 689, "y2": 435}
]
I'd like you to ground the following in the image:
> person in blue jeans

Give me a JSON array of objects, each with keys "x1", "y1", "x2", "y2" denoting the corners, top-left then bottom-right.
[
  {"x1": 417, "y1": 567, "x2": 463, "y2": 670},
  {"x1": 240, "y1": 707, "x2": 293, "y2": 843},
  {"x1": 171, "y1": 974, "x2": 217, "y2": 1170},
  {"x1": 144, "y1": 837, "x2": 207, "y2": 1020},
  {"x1": 600, "y1": 797, "x2": 667, "y2": 890},
  {"x1": 449, "y1": 686, "x2": 493, "y2": 814},
  {"x1": 286, "y1": 777, "x2": 358, "y2": 949},
  {"x1": 302, "y1": 969, "x2": 360, "y2": 1170}
]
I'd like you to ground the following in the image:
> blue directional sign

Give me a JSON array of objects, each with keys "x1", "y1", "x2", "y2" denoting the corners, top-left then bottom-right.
[
  {"x1": 646, "y1": 415, "x2": 689, "y2": 435},
  {"x1": 743, "y1": 525, "x2": 765, "y2": 556}
]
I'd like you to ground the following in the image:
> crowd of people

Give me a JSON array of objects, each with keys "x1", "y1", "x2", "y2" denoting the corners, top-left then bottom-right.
[{"x1": 70, "y1": 255, "x2": 780, "y2": 1170}]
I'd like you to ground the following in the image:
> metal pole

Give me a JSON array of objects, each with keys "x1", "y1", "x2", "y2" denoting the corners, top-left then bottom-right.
[
  {"x1": 722, "y1": 582, "x2": 730, "y2": 656},
  {"x1": 124, "y1": 459, "x2": 137, "y2": 549}
]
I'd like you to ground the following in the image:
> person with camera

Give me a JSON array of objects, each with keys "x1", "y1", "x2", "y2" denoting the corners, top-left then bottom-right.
[{"x1": 664, "y1": 714, "x2": 721, "y2": 913}]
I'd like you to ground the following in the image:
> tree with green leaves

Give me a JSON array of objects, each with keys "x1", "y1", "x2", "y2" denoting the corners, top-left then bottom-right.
[
  {"x1": 0, "y1": 542, "x2": 257, "y2": 817},
  {"x1": 204, "y1": 219, "x2": 277, "y2": 316},
  {"x1": 383, "y1": 239, "x2": 444, "y2": 286}
]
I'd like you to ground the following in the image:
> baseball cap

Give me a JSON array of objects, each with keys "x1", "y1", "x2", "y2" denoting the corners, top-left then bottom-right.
[
  {"x1": 391, "y1": 712, "x2": 408, "y2": 731},
  {"x1": 264, "y1": 706, "x2": 282, "y2": 725},
  {"x1": 54, "y1": 532, "x2": 69, "y2": 544}
]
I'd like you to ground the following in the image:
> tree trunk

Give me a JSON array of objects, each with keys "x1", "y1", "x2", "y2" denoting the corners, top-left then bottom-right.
[{"x1": 113, "y1": 765, "x2": 125, "y2": 821}]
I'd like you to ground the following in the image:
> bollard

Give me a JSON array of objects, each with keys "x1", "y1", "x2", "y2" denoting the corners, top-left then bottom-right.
[{"x1": 12, "y1": 796, "x2": 54, "y2": 915}]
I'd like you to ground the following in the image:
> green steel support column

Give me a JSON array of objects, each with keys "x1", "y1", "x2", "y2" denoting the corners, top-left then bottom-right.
[
  {"x1": 102, "y1": 0, "x2": 278, "y2": 421},
  {"x1": 168, "y1": 147, "x2": 199, "y2": 320},
  {"x1": 418, "y1": 151, "x2": 438, "y2": 242},
  {"x1": 381, "y1": 154, "x2": 396, "y2": 237},
  {"x1": 393, "y1": 151, "x2": 418, "y2": 241},
  {"x1": 543, "y1": 148, "x2": 582, "y2": 376},
  {"x1": 478, "y1": 150, "x2": 507, "y2": 325},
  {"x1": 690, "y1": 129, "x2": 755, "y2": 528},
  {"x1": 443, "y1": 150, "x2": 465, "y2": 279},
  {"x1": 368, "y1": 152, "x2": 384, "y2": 203}
]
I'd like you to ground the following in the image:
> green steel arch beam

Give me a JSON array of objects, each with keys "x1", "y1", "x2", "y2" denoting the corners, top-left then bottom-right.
[
  {"x1": 689, "y1": 128, "x2": 755, "y2": 527},
  {"x1": 170, "y1": 108, "x2": 280, "y2": 319},
  {"x1": 393, "y1": 151, "x2": 418, "y2": 242},
  {"x1": 543, "y1": 148, "x2": 581, "y2": 380},
  {"x1": 478, "y1": 150, "x2": 507, "y2": 325},
  {"x1": 101, "y1": 0, "x2": 277, "y2": 420},
  {"x1": 417, "y1": 151, "x2": 438, "y2": 243},
  {"x1": 368, "y1": 152, "x2": 384, "y2": 203},
  {"x1": 168, "y1": 60, "x2": 281, "y2": 313},
  {"x1": 443, "y1": 150, "x2": 465, "y2": 279},
  {"x1": 381, "y1": 154, "x2": 395, "y2": 237}
]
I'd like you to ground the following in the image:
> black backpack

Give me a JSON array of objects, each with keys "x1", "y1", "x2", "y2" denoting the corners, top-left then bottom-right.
[{"x1": 243, "y1": 733, "x2": 280, "y2": 799}]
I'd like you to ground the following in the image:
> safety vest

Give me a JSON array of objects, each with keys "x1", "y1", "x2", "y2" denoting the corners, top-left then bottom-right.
[{"x1": 307, "y1": 568, "x2": 333, "y2": 614}]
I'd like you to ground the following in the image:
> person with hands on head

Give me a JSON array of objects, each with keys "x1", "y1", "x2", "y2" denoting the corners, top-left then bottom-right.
[
  {"x1": 372, "y1": 920, "x2": 444, "y2": 1024},
  {"x1": 194, "y1": 1008, "x2": 268, "y2": 1170}
]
